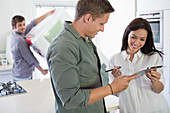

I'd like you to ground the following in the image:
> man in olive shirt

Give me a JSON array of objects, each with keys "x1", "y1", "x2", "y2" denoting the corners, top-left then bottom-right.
[{"x1": 46, "y1": 0, "x2": 137, "y2": 113}]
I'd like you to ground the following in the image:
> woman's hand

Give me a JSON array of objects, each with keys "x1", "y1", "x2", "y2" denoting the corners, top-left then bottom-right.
[
  {"x1": 111, "y1": 66, "x2": 122, "y2": 78},
  {"x1": 146, "y1": 68, "x2": 164, "y2": 93},
  {"x1": 146, "y1": 68, "x2": 161, "y2": 82}
]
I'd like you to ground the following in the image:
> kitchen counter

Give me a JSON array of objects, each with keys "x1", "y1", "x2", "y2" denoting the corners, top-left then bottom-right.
[
  {"x1": 0, "y1": 78, "x2": 55, "y2": 113},
  {"x1": 105, "y1": 95, "x2": 119, "y2": 111},
  {"x1": 0, "y1": 78, "x2": 119, "y2": 113},
  {"x1": 0, "y1": 64, "x2": 12, "y2": 72}
]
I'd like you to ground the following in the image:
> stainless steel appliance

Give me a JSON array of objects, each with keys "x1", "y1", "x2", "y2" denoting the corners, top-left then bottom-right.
[
  {"x1": 0, "y1": 81, "x2": 26, "y2": 97},
  {"x1": 137, "y1": 11, "x2": 163, "y2": 49}
]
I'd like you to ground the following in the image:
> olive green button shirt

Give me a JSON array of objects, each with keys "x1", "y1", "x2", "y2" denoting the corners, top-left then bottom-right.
[{"x1": 46, "y1": 21, "x2": 106, "y2": 113}]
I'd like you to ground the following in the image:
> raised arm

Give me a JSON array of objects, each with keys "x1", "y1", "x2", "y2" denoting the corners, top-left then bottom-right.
[{"x1": 35, "y1": 9, "x2": 55, "y2": 24}]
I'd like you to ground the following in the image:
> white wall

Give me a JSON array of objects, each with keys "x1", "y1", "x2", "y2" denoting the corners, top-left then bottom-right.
[
  {"x1": 163, "y1": 9, "x2": 170, "y2": 107},
  {"x1": 94, "y1": 0, "x2": 136, "y2": 60},
  {"x1": 0, "y1": 0, "x2": 35, "y2": 58}
]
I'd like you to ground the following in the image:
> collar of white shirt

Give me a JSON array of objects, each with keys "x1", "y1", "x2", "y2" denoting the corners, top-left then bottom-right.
[{"x1": 121, "y1": 50, "x2": 142, "y2": 61}]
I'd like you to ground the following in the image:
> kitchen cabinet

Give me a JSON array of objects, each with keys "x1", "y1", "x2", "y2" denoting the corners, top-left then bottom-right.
[
  {"x1": 137, "y1": 0, "x2": 170, "y2": 12},
  {"x1": 0, "y1": 64, "x2": 13, "y2": 82},
  {"x1": 0, "y1": 64, "x2": 12, "y2": 72}
]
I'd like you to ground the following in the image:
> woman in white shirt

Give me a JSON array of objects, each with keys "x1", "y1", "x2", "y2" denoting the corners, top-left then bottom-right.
[{"x1": 109, "y1": 18, "x2": 170, "y2": 113}]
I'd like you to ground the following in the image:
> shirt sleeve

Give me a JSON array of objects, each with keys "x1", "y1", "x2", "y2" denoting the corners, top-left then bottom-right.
[
  {"x1": 18, "y1": 39, "x2": 39, "y2": 67},
  {"x1": 24, "y1": 20, "x2": 37, "y2": 35},
  {"x1": 47, "y1": 40, "x2": 90, "y2": 109}
]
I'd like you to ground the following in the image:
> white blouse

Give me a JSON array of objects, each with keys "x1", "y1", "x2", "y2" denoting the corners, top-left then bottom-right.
[{"x1": 108, "y1": 50, "x2": 170, "y2": 113}]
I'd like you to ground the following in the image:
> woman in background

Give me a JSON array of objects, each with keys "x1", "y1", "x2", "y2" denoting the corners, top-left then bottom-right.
[{"x1": 108, "y1": 18, "x2": 170, "y2": 113}]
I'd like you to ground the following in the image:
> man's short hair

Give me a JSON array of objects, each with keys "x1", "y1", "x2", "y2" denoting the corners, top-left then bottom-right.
[
  {"x1": 75, "y1": 0, "x2": 114, "y2": 20},
  {"x1": 11, "y1": 15, "x2": 25, "y2": 27}
]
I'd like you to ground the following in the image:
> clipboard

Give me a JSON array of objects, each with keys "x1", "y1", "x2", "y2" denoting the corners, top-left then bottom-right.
[{"x1": 135, "y1": 65, "x2": 164, "y2": 77}]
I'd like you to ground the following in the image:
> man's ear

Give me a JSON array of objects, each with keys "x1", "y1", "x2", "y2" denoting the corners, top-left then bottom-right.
[
  {"x1": 83, "y1": 13, "x2": 92, "y2": 23},
  {"x1": 12, "y1": 26, "x2": 16, "y2": 30}
]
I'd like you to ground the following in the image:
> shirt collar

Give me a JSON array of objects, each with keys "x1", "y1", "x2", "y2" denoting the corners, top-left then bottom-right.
[
  {"x1": 12, "y1": 30, "x2": 25, "y2": 38},
  {"x1": 135, "y1": 50, "x2": 142, "y2": 58},
  {"x1": 64, "y1": 21, "x2": 90, "y2": 43},
  {"x1": 121, "y1": 50, "x2": 142, "y2": 60},
  {"x1": 13, "y1": 30, "x2": 21, "y2": 35},
  {"x1": 121, "y1": 50, "x2": 129, "y2": 60}
]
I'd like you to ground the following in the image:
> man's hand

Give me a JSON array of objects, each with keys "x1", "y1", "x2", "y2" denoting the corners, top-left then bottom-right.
[
  {"x1": 41, "y1": 69, "x2": 48, "y2": 75},
  {"x1": 110, "y1": 74, "x2": 137, "y2": 95},
  {"x1": 47, "y1": 9, "x2": 56, "y2": 16},
  {"x1": 35, "y1": 9, "x2": 56, "y2": 24},
  {"x1": 36, "y1": 66, "x2": 48, "y2": 75}
]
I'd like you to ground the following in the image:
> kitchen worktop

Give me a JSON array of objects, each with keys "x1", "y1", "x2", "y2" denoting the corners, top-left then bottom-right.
[
  {"x1": 0, "y1": 78, "x2": 55, "y2": 113},
  {"x1": 0, "y1": 64, "x2": 12, "y2": 72},
  {"x1": 0, "y1": 78, "x2": 119, "y2": 113}
]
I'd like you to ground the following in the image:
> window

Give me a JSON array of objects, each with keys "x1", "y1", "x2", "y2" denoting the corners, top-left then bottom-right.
[{"x1": 35, "y1": 5, "x2": 75, "y2": 43}]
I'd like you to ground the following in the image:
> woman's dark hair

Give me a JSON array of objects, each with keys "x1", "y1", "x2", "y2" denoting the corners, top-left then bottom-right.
[{"x1": 121, "y1": 17, "x2": 163, "y2": 57}]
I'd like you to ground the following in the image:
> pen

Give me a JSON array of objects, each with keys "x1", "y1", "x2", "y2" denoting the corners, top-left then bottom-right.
[
  {"x1": 105, "y1": 66, "x2": 121, "y2": 72},
  {"x1": 147, "y1": 65, "x2": 163, "y2": 70}
]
